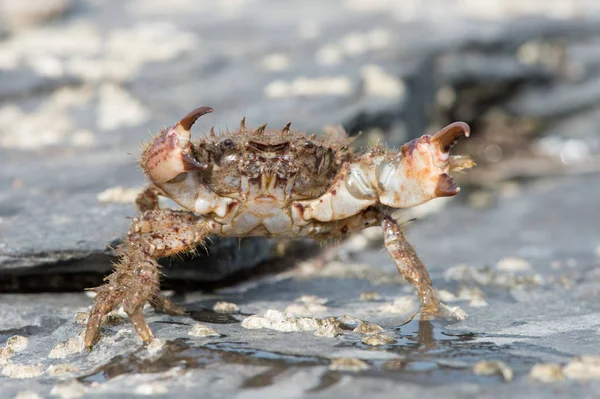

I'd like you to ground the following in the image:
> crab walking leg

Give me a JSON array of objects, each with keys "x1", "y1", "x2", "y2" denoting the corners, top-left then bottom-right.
[
  {"x1": 85, "y1": 210, "x2": 209, "y2": 349},
  {"x1": 382, "y1": 216, "x2": 439, "y2": 314},
  {"x1": 129, "y1": 209, "x2": 201, "y2": 235},
  {"x1": 135, "y1": 185, "x2": 165, "y2": 213}
]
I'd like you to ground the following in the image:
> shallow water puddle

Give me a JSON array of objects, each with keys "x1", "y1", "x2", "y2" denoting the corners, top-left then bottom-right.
[{"x1": 79, "y1": 317, "x2": 551, "y2": 389}]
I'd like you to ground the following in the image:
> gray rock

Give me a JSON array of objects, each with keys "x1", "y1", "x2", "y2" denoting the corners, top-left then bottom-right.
[{"x1": 1, "y1": 173, "x2": 600, "y2": 398}]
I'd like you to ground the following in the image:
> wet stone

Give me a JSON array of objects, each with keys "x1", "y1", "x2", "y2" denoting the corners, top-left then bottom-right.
[
  {"x1": 188, "y1": 323, "x2": 220, "y2": 338},
  {"x1": 362, "y1": 333, "x2": 396, "y2": 346}
]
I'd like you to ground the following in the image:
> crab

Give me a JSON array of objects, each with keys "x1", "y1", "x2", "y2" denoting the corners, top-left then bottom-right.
[{"x1": 84, "y1": 106, "x2": 474, "y2": 349}]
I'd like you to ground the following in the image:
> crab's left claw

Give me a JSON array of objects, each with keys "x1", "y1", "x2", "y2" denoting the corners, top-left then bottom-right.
[{"x1": 142, "y1": 107, "x2": 212, "y2": 184}]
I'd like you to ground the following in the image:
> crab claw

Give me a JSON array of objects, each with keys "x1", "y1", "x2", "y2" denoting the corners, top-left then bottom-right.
[
  {"x1": 142, "y1": 106, "x2": 212, "y2": 184},
  {"x1": 431, "y1": 122, "x2": 470, "y2": 155},
  {"x1": 430, "y1": 122, "x2": 470, "y2": 197},
  {"x1": 375, "y1": 121, "x2": 472, "y2": 208}
]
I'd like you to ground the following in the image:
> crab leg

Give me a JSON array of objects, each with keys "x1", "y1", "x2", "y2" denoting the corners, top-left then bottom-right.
[
  {"x1": 135, "y1": 184, "x2": 165, "y2": 213},
  {"x1": 85, "y1": 209, "x2": 210, "y2": 349},
  {"x1": 382, "y1": 216, "x2": 439, "y2": 314}
]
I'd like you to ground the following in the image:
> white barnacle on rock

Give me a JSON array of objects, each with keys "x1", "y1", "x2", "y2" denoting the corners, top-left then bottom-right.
[
  {"x1": 1, "y1": 363, "x2": 45, "y2": 379},
  {"x1": 359, "y1": 291, "x2": 381, "y2": 301},
  {"x1": 496, "y1": 257, "x2": 531, "y2": 272},
  {"x1": 378, "y1": 296, "x2": 417, "y2": 314},
  {"x1": 315, "y1": 44, "x2": 343, "y2": 66},
  {"x1": 6, "y1": 336, "x2": 28, "y2": 352},
  {"x1": 48, "y1": 336, "x2": 84, "y2": 359},
  {"x1": 439, "y1": 303, "x2": 468, "y2": 320},
  {"x1": 314, "y1": 323, "x2": 343, "y2": 338},
  {"x1": 295, "y1": 317, "x2": 320, "y2": 332},
  {"x1": 361, "y1": 64, "x2": 406, "y2": 99},
  {"x1": 97, "y1": 83, "x2": 149, "y2": 131},
  {"x1": 50, "y1": 379, "x2": 87, "y2": 399},
  {"x1": 362, "y1": 333, "x2": 396, "y2": 346},
  {"x1": 14, "y1": 391, "x2": 43, "y2": 399},
  {"x1": 295, "y1": 295, "x2": 328, "y2": 305},
  {"x1": 353, "y1": 321, "x2": 384, "y2": 335},
  {"x1": 135, "y1": 382, "x2": 169, "y2": 395},
  {"x1": 563, "y1": 356, "x2": 600, "y2": 380},
  {"x1": 213, "y1": 301, "x2": 240, "y2": 314},
  {"x1": 188, "y1": 323, "x2": 220, "y2": 337},
  {"x1": 329, "y1": 357, "x2": 369, "y2": 372},
  {"x1": 97, "y1": 186, "x2": 143, "y2": 204},
  {"x1": 241, "y1": 315, "x2": 271, "y2": 330},
  {"x1": 46, "y1": 363, "x2": 79, "y2": 376},
  {"x1": 73, "y1": 312, "x2": 89, "y2": 325},
  {"x1": 437, "y1": 289, "x2": 458, "y2": 302},
  {"x1": 284, "y1": 303, "x2": 328, "y2": 315},
  {"x1": 473, "y1": 360, "x2": 513, "y2": 382},
  {"x1": 264, "y1": 76, "x2": 353, "y2": 98},
  {"x1": 0, "y1": 347, "x2": 14, "y2": 365},
  {"x1": 145, "y1": 338, "x2": 166, "y2": 356},
  {"x1": 529, "y1": 363, "x2": 565, "y2": 383},
  {"x1": 261, "y1": 53, "x2": 290, "y2": 71},
  {"x1": 336, "y1": 315, "x2": 362, "y2": 330},
  {"x1": 241, "y1": 310, "x2": 334, "y2": 334}
]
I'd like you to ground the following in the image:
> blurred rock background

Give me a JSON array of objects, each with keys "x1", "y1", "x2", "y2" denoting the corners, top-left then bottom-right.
[
  {"x1": 2, "y1": 0, "x2": 599, "y2": 290},
  {"x1": 2, "y1": 1, "x2": 600, "y2": 398}
]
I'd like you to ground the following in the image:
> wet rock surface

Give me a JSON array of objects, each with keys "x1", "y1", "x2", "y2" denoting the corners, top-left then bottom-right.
[
  {"x1": 2, "y1": 0, "x2": 600, "y2": 397},
  {"x1": 1, "y1": 173, "x2": 600, "y2": 398}
]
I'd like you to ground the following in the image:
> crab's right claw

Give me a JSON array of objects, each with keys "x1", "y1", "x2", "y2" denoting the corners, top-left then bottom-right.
[{"x1": 141, "y1": 106, "x2": 212, "y2": 184}]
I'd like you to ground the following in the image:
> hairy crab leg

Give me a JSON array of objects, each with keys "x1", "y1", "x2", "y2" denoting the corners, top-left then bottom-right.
[
  {"x1": 85, "y1": 209, "x2": 210, "y2": 349},
  {"x1": 382, "y1": 216, "x2": 439, "y2": 314},
  {"x1": 135, "y1": 185, "x2": 166, "y2": 213}
]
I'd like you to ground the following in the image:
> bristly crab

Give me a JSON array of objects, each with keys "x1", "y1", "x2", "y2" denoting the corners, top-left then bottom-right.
[{"x1": 84, "y1": 106, "x2": 474, "y2": 349}]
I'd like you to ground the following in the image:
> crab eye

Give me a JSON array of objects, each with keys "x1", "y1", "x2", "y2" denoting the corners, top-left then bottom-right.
[
  {"x1": 304, "y1": 140, "x2": 315, "y2": 149},
  {"x1": 221, "y1": 138, "x2": 235, "y2": 149}
]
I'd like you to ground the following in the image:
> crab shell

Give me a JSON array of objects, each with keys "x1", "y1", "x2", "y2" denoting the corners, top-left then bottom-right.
[{"x1": 140, "y1": 107, "x2": 470, "y2": 237}]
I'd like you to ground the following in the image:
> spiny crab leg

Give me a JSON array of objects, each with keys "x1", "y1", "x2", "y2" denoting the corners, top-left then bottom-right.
[{"x1": 142, "y1": 106, "x2": 212, "y2": 184}]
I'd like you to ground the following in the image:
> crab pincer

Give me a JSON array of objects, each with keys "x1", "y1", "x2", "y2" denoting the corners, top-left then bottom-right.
[
  {"x1": 141, "y1": 106, "x2": 212, "y2": 184},
  {"x1": 430, "y1": 122, "x2": 471, "y2": 197}
]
